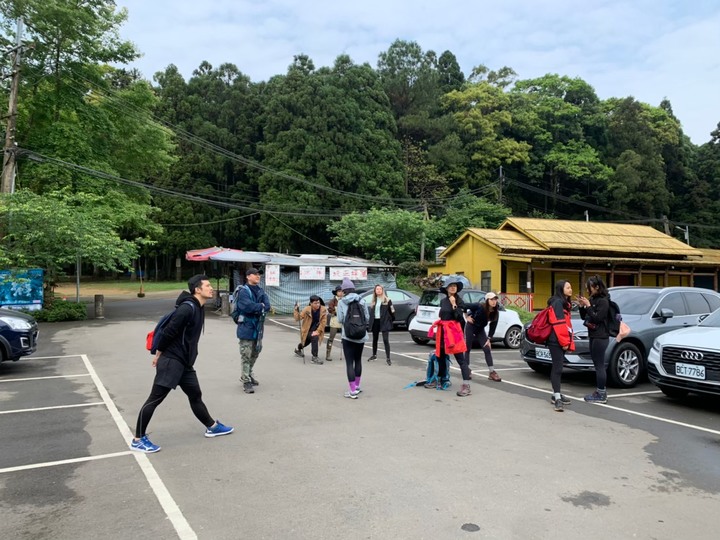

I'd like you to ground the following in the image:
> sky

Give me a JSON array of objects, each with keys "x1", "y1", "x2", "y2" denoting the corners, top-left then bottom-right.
[{"x1": 116, "y1": 0, "x2": 720, "y2": 145}]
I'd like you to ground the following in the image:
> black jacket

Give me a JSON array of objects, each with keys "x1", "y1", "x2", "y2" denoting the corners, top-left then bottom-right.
[
  {"x1": 156, "y1": 291, "x2": 204, "y2": 367},
  {"x1": 465, "y1": 302, "x2": 498, "y2": 337},
  {"x1": 579, "y1": 295, "x2": 610, "y2": 339},
  {"x1": 368, "y1": 299, "x2": 394, "y2": 332},
  {"x1": 439, "y1": 295, "x2": 465, "y2": 323}
]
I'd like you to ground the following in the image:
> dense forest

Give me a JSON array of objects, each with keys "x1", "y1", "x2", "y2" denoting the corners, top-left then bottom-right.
[{"x1": 1, "y1": 1, "x2": 719, "y2": 281}]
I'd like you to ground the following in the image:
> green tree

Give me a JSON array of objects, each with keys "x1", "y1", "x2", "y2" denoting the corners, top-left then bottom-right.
[
  {"x1": 443, "y1": 78, "x2": 531, "y2": 188},
  {"x1": 257, "y1": 54, "x2": 405, "y2": 252},
  {"x1": 0, "y1": 189, "x2": 151, "y2": 283},
  {"x1": 328, "y1": 209, "x2": 426, "y2": 264}
]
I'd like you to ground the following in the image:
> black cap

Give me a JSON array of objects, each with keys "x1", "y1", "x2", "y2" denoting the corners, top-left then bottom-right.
[{"x1": 246, "y1": 267, "x2": 259, "y2": 276}]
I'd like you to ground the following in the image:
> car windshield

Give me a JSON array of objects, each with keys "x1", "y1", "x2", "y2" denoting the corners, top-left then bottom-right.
[
  {"x1": 610, "y1": 289, "x2": 660, "y2": 315},
  {"x1": 699, "y1": 309, "x2": 720, "y2": 327},
  {"x1": 419, "y1": 291, "x2": 442, "y2": 306}
]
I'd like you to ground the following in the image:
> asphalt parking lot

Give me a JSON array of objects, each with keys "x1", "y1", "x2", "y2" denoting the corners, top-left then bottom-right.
[{"x1": 1, "y1": 298, "x2": 719, "y2": 539}]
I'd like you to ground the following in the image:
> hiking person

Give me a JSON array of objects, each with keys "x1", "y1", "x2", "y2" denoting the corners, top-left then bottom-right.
[
  {"x1": 367, "y1": 284, "x2": 395, "y2": 365},
  {"x1": 234, "y1": 267, "x2": 271, "y2": 394},
  {"x1": 425, "y1": 278, "x2": 469, "y2": 395},
  {"x1": 547, "y1": 279, "x2": 575, "y2": 412},
  {"x1": 325, "y1": 285, "x2": 344, "y2": 362},
  {"x1": 464, "y1": 292, "x2": 502, "y2": 382},
  {"x1": 293, "y1": 295, "x2": 328, "y2": 364},
  {"x1": 130, "y1": 275, "x2": 233, "y2": 453},
  {"x1": 577, "y1": 275, "x2": 610, "y2": 404},
  {"x1": 336, "y1": 277, "x2": 369, "y2": 399}
]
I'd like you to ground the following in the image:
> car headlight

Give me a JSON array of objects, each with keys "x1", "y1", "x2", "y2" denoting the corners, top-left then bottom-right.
[
  {"x1": 651, "y1": 339, "x2": 660, "y2": 352},
  {"x1": 0, "y1": 316, "x2": 33, "y2": 330}
]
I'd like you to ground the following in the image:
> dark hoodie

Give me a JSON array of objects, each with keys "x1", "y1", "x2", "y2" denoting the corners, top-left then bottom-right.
[{"x1": 155, "y1": 291, "x2": 204, "y2": 367}]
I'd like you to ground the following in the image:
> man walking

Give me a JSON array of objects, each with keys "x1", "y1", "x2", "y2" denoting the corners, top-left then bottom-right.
[
  {"x1": 234, "y1": 267, "x2": 271, "y2": 394},
  {"x1": 130, "y1": 274, "x2": 233, "y2": 454}
]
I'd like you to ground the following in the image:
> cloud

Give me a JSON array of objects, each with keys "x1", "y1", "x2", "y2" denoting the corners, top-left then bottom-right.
[{"x1": 116, "y1": 0, "x2": 720, "y2": 143}]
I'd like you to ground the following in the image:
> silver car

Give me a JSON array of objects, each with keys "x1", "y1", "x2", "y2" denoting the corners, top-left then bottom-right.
[
  {"x1": 647, "y1": 308, "x2": 720, "y2": 398},
  {"x1": 520, "y1": 286, "x2": 720, "y2": 388}
]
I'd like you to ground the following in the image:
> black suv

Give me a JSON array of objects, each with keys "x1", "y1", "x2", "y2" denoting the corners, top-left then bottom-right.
[{"x1": 0, "y1": 308, "x2": 39, "y2": 363}]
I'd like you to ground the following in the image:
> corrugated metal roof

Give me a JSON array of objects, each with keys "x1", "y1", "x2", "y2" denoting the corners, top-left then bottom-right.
[
  {"x1": 500, "y1": 217, "x2": 701, "y2": 257},
  {"x1": 467, "y1": 228, "x2": 547, "y2": 252},
  {"x1": 504, "y1": 253, "x2": 716, "y2": 268},
  {"x1": 695, "y1": 248, "x2": 720, "y2": 264}
]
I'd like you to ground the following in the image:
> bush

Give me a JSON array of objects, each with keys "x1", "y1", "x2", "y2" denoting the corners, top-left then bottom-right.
[{"x1": 30, "y1": 298, "x2": 87, "y2": 322}]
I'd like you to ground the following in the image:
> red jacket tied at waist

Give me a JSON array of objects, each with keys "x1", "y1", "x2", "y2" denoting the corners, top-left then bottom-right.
[{"x1": 428, "y1": 319, "x2": 467, "y2": 357}]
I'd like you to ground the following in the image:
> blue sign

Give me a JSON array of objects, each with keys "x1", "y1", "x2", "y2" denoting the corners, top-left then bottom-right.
[{"x1": 0, "y1": 268, "x2": 44, "y2": 311}]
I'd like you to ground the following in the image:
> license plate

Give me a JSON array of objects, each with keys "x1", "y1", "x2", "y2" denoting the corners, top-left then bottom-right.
[
  {"x1": 535, "y1": 347, "x2": 551, "y2": 360},
  {"x1": 675, "y1": 362, "x2": 706, "y2": 380}
]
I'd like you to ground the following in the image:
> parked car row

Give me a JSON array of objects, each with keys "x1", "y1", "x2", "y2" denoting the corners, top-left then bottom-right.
[
  {"x1": 408, "y1": 288, "x2": 523, "y2": 349},
  {"x1": 519, "y1": 286, "x2": 720, "y2": 394}
]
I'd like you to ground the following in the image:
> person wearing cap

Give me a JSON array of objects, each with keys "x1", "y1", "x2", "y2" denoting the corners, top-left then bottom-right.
[
  {"x1": 336, "y1": 277, "x2": 370, "y2": 399},
  {"x1": 325, "y1": 285, "x2": 345, "y2": 362},
  {"x1": 426, "y1": 278, "x2": 470, "y2": 395},
  {"x1": 464, "y1": 292, "x2": 502, "y2": 382},
  {"x1": 293, "y1": 295, "x2": 328, "y2": 364},
  {"x1": 234, "y1": 267, "x2": 271, "y2": 394}
]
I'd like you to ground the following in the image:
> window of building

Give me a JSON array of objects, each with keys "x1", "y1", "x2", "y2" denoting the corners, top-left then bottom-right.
[{"x1": 480, "y1": 271, "x2": 491, "y2": 291}]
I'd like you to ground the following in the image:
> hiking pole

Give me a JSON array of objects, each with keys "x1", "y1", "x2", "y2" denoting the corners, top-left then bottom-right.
[{"x1": 294, "y1": 301, "x2": 305, "y2": 364}]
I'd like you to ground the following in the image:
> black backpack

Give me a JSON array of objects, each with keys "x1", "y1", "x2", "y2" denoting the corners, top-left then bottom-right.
[
  {"x1": 343, "y1": 300, "x2": 367, "y2": 339},
  {"x1": 607, "y1": 299, "x2": 622, "y2": 337}
]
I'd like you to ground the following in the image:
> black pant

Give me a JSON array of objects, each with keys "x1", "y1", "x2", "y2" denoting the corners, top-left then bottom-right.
[
  {"x1": 548, "y1": 342, "x2": 565, "y2": 394},
  {"x1": 135, "y1": 370, "x2": 213, "y2": 438},
  {"x1": 590, "y1": 337, "x2": 609, "y2": 390},
  {"x1": 464, "y1": 324, "x2": 493, "y2": 368},
  {"x1": 371, "y1": 320, "x2": 390, "y2": 358},
  {"x1": 343, "y1": 340, "x2": 364, "y2": 382},
  {"x1": 301, "y1": 333, "x2": 319, "y2": 357}
]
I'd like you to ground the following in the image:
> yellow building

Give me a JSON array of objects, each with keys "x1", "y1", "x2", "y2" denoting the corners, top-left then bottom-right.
[{"x1": 428, "y1": 217, "x2": 720, "y2": 311}]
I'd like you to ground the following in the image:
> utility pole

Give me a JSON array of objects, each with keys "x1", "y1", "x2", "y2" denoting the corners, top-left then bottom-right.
[
  {"x1": 498, "y1": 166, "x2": 504, "y2": 204},
  {"x1": 1, "y1": 19, "x2": 24, "y2": 194}
]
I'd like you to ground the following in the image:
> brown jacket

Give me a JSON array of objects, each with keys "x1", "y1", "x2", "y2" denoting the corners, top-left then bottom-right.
[{"x1": 293, "y1": 305, "x2": 328, "y2": 344}]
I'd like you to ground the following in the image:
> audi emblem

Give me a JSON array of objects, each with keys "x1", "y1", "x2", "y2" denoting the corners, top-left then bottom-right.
[{"x1": 680, "y1": 350, "x2": 704, "y2": 361}]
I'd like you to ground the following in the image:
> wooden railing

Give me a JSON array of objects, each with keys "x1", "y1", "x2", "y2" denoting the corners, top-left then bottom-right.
[{"x1": 499, "y1": 292, "x2": 535, "y2": 312}]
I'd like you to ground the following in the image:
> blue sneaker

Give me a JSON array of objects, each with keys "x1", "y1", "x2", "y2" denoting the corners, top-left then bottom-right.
[
  {"x1": 205, "y1": 420, "x2": 234, "y2": 438},
  {"x1": 130, "y1": 435, "x2": 161, "y2": 453}
]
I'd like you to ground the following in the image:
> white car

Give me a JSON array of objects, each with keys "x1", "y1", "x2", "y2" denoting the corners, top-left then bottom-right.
[
  {"x1": 647, "y1": 308, "x2": 720, "y2": 399},
  {"x1": 407, "y1": 288, "x2": 523, "y2": 349}
]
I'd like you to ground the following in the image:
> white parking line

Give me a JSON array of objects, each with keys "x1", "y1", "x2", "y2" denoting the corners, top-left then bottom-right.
[
  {"x1": 80, "y1": 354, "x2": 198, "y2": 540},
  {"x1": 0, "y1": 451, "x2": 133, "y2": 474},
  {"x1": 0, "y1": 402, "x2": 104, "y2": 415},
  {"x1": 270, "y1": 321, "x2": 720, "y2": 437},
  {"x1": 22, "y1": 354, "x2": 85, "y2": 360},
  {"x1": 612, "y1": 390, "x2": 662, "y2": 397},
  {"x1": 0, "y1": 374, "x2": 92, "y2": 383}
]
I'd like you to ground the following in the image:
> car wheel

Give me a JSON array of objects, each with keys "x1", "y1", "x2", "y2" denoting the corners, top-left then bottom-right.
[
  {"x1": 608, "y1": 342, "x2": 642, "y2": 388},
  {"x1": 411, "y1": 335, "x2": 430, "y2": 345},
  {"x1": 526, "y1": 361, "x2": 551, "y2": 374},
  {"x1": 659, "y1": 386, "x2": 689, "y2": 399},
  {"x1": 503, "y1": 326, "x2": 522, "y2": 349}
]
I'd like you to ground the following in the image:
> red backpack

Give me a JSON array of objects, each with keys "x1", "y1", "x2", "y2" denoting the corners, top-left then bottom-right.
[{"x1": 526, "y1": 306, "x2": 553, "y2": 344}]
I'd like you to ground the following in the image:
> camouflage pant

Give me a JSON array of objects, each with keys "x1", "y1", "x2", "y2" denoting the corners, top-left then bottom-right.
[{"x1": 238, "y1": 339, "x2": 260, "y2": 382}]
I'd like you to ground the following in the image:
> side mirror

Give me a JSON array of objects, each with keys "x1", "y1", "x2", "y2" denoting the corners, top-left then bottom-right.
[{"x1": 656, "y1": 308, "x2": 674, "y2": 322}]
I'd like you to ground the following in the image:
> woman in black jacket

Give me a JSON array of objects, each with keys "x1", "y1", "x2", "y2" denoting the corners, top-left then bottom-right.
[
  {"x1": 577, "y1": 275, "x2": 610, "y2": 404},
  {"x1": 464, "y1": 292, "x2": 502, "y2": 382},
  {"x1": 367, "y1": 285, "x2": 395, "y2": 365}
]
